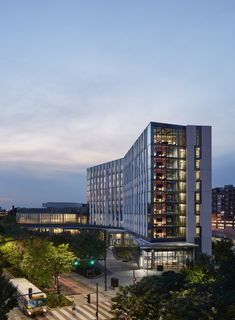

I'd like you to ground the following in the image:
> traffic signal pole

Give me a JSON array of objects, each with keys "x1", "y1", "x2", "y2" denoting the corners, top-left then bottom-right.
[
  {"x1": 96, "y1": 283, "x2": 99, "y2": 320},
  {"x1": 104, "y1": 230, "x2": 107, "y2": 291}
]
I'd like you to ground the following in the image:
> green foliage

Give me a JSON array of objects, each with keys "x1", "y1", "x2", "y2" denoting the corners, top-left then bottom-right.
[
  {"x1": 0, "y1": 214, "x2": 29, "y2": 239},
  {"x1": 46, "y1": 292, "x2": 72, "y2": 308},
  {"x1": 20, "y1": 240, "x2": 53, "y2": 288},
  {"x1": 0, "y1": 237, "x2": 75, "y2": 289},
  {"x1": 112, "y1": 272, "x2": 187, "y2": 320},
  {"x1": 187, "y1": 254, "x2": 215, "y2": 284},
  {"x1": 223, "y1": 303, "x2": 235, "y2": 320},
  {"x1": 51, "y1": 231, "x2": 105, "y2": 261},
  {"x1": 20, "y1": 240, "x2": 75, "y2": 288},
  {"x1": 0, "y1": 266, "x2": 18, "y2": 320},
  {"x1": 213, "y1": 239, "x2": 233, "y2": 264},
  {"x1": 0, "y1": 242, "x2": 24, "y2": 269}
]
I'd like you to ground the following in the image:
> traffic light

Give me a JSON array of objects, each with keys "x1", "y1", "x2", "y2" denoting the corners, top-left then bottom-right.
[
  {"x1": 88, "y1": 258, "x2": 96, "y2": 267},
  {"x1": 72, "y1": 258, "x2": 80, "y2": 268},
  {"x1": 28, "y1": 288, "x2": 32, "y2": 299},
  {"x1": 86, "y1": 293, "x2": 91, "y2": 304}
]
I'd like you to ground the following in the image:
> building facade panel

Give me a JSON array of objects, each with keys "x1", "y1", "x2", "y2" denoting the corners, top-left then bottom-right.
[{"x1": 87, "y1": 159, "x2": 123, "y2": 227}]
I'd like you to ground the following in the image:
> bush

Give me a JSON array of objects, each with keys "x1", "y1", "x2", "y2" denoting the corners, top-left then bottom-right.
[{"x1": 46, "y1": 292, "x2": 72, "y2": 308}]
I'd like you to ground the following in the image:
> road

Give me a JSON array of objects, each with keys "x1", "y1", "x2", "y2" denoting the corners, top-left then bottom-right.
[{"x1": 9, "y1": 301, "x2": 112, "y2": 320}]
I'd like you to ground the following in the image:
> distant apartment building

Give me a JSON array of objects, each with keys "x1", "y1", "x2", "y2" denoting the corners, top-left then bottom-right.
[
  {"x1": 212, "y1": 185, "x2": 235, "y2": 230},
  {"x1": 87, "y1": 122, "x2": 212, "y2": 268},
  {"x1": 212, "y1": 185, "x2": 235, "y2": 218}
]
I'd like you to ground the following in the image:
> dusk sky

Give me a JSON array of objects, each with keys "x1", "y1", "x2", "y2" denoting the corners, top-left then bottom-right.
[{"x1": 1, "y1": 1, "x2": 235, "y2": 208}]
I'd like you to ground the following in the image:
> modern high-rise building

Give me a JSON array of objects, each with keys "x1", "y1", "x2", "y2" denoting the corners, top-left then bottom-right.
[{"x1": 87, "y1": 122, "x2": 212, "y2": 266}]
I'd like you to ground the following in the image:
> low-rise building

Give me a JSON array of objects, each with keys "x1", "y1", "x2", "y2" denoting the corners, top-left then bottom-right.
[{"x1": 16, "y1": 202, "x2": 89, "y2": 226}]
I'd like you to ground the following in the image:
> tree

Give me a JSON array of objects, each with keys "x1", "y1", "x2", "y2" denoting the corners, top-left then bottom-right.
[
  {"x1": 212, "y1": 240, "x2": 235, "y2": 319},
  {"x1": 187, "y1": 253, "x2": 215, "y2": 284},
  {"x1": 112, "y1": 272, "x2": 187, "y2": 320},
  {"x1": 49, "y1": 243, "x2": 75, "y2": 274},
  {"x1": 160, "y1": 283, "x2": 215, "y2": 320},
  {"x1": 0, "y1": 241, "x2": 25, "y2": 270},
  {"x1": 50, "y1": 231, "x2": 105, "y2": 269},
  {"x1": 20, "y1": 240, "x2": 75, "y2": 288},
  {"x1": 0, "y1": 266, "x2": 17, "y2": 320}
]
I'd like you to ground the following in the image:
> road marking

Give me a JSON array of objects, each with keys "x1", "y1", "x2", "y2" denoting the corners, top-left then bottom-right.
[
  {"x1": 74, "y1": 305, "x2": 96, "y2": 320},
  {"x1": 50, "y1": 310, "x2": 70, "y2": 320},
  {"x1": 55, "y1": 308, "x2": 79, "y2": 320},
  {"x1": 60, "y1": 308, "x2": 81, "y2": 320},
  {"x1": 9, "y1": 303, "x2": 113, "y2": 320},
  {"x1": 99, "y1": 302, "x2": 112, "y2": 313},
  {"x1": 82, "y1": 303, "x2": 111, "y2": 319}
]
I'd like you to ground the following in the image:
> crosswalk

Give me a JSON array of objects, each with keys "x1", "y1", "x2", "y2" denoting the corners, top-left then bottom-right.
[{"x1": 9, "y1": 302, "x2": 113, "y2": 320}]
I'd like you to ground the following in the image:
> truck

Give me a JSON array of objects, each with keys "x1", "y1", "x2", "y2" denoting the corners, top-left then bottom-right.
[{"x1": 10, "y1": 278, "x2": 47, "y2": 316}]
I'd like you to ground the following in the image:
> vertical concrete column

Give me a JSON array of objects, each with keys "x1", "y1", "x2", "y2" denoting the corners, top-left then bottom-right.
[
  {"x1": 200, "y1": 126, "x2": 212, "y2": 255},
  {"x1": 186, "y1": 126, "x2": 197, "y2": 243}
]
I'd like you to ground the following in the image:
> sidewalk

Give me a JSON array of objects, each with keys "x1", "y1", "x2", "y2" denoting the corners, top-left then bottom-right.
[{"x1": 63, "y1": 248, "x2": 161, "y2": 305}]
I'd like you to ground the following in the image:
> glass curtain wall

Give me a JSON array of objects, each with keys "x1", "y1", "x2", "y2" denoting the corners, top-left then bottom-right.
[
  {"x1": 141, "y1": 248, "x2": 193, "y2": 270},
  {"x1": 152, "y1": 125, "x2": 186, "y2": 240}
]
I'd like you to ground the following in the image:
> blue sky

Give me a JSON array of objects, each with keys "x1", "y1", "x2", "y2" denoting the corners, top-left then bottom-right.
[{"x1": 1, "y1": 0, "x2": 235, "y2": 208}]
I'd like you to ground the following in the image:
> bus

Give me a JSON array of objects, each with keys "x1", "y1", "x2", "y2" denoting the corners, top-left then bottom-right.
[{"x1": 10, "y1": 278, "x2": 47, "y2": 316}]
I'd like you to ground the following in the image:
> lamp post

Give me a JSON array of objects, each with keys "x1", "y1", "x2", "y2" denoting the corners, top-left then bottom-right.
[
  {"x1": 133, "y1": 269, "x2": 136, "y2": 285},
  {"x1": 96, "y1": 283, "x2": 99, "y2": 320},
  {"x1": 145, "y1": 249, "x2": 151, "y2": 276},
  {"x1": 104, "y1": 230, "x2": 107, "y2": 291}
]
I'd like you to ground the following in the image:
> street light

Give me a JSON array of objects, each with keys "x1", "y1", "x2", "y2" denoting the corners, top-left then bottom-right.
[
  {"x1": 104, "y1": 230, "x2": 107, "y2": 291},
  {"x1": 133, "y1": 269, "x2": 136, "y2": 285}
]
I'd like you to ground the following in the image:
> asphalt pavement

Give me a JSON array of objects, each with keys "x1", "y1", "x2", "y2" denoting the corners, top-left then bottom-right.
[{"x1": 62, "y1": 248, "x2": 161, "y2": 305}]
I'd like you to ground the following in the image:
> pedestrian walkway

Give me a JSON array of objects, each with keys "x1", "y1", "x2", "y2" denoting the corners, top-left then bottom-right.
[{"x1": 9, "y1": 301, "x2": 113, "y2": 320}]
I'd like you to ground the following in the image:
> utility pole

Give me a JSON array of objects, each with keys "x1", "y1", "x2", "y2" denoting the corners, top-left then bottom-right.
[
  {"x1": 54, "y1": 265, "x2": 60, "y2": 296},
  {"x1": 96, "y1": 283, "x2": 99, "y2": 320},
  {"x1": 133, "y1": 269, "x2": 136, "y2": 285},
  {"x1": 147, "y1": 257, "x2": 149, "y2": 276}
]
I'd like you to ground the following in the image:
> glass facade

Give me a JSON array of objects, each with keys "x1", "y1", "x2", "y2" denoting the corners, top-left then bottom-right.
[
  {"x1": 152, "y1": 124, "x2": 186, "y2": 240},
  {"x1": 87, "y1": 159, "x2": 123, "y2": 227},
  {"x1": 16, "y1": 208, "x2": 88, "y2": 225},
  {"x1": 140, "y1": 247, "x2": 194, "y2": 270},
  {"x1": 123, "y1": 124, "x2": 149, "y2": 238}
]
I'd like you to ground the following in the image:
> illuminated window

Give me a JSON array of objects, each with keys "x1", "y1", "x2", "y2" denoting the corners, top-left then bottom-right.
[
  {"x1": 196, "y1": 171, "x2": 200, "y2": 180},
  {"x1": 196, "y1": 227, "x2": 201, "y2": 236},
  {"x1": 196, "y1": 193, "x2": 200, "y2": 202},
  {"x1": 196, "y1": 204, "x2": 200, "y2": 214},
  {"x1": 196, "y1": 160, "x2": 200, "y2": 169},
  {"x1": 196, "y1": 181, "x2": 200, "y2": 191}
]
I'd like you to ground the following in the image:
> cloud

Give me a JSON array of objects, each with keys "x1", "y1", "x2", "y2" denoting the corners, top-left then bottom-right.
[{"x1": 1, "y1": 0, "x2": 235, "y2": 208}]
